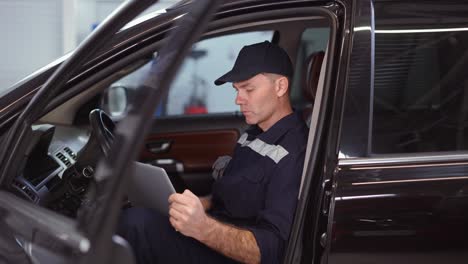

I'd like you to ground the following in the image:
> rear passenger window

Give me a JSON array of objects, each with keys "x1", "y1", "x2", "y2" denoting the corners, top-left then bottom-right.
[
  {"x1": 372, "y1": 2, "x2": 468, "y2": 154},
  {"x1": 290, "y1": 27, "x2": 329, "y2": 108}
]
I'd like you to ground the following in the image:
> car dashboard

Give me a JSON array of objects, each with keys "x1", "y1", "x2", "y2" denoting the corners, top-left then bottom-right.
[{"x1": 11, "y1": 124, "x2": 94, "y2": 217}]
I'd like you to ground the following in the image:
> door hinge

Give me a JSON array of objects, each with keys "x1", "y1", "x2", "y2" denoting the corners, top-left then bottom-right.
[{"x1": 321, "y1": 178, "x2": 333, "y2": 215}]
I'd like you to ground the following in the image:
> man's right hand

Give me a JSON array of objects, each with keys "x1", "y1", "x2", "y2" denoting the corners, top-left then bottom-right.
[{"x1": 168, "y1": 189, "x2": 210, "y2": 240}]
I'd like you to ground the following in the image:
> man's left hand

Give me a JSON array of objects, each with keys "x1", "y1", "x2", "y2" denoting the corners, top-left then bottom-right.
[{"x1": 168, "y1": 189, "x2": 209, "y2": 240}]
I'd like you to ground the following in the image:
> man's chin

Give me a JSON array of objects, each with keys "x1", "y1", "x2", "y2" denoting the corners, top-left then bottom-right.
[{"x1": 244, "y1": 117, "x2": 257, "y2": 125}]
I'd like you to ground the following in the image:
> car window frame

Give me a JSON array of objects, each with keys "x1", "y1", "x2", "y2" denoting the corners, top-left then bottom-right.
[{"x1": 338, "y1": 0, "x2": 468, "y2": 168}]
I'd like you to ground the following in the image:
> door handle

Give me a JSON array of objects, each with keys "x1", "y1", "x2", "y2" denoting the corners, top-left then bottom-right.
[
  {"x1": 146, "y1": 140, "x2": 172, "y2": 154},
  {"x1": 151, "y1": 159, "x2": 184, "y2": 173},
  {"x1": 359, "y1": 218, "x2": 395, "y2": 227}
]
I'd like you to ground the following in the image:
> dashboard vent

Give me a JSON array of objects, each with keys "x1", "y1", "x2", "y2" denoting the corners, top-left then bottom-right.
[
  {"x1": 63, "y1": 147, "x2": 77, "y2": 160},
  {"x1": 12, "y1": 179, "x2": 37, "y2": 202},
  {"x1": 55, "y1": 152, "x2": 71, "y2": 167}
]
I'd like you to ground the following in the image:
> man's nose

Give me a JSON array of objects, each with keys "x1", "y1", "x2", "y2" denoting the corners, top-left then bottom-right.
[{"x1": 235, "y1": 92, "x2": 245, "y2": 105}]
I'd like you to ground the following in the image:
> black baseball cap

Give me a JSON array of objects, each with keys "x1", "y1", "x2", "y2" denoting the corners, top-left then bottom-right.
[{"x1": 214, "y1": 41, "x2": 293, "y2": 86}]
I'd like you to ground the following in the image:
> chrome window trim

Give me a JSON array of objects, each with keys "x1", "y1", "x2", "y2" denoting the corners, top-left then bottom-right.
[{"x1": 338, "y1": 152, "x2": 468, "y2": 168}]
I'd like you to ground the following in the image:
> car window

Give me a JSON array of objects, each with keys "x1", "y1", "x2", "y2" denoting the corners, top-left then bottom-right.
[
  {"x1": 371, "y1": 2, "x2": 468, "y2": 154},
  {"x1": 290, "y1": 27, "x2": 329, "y2": 107},
  {"x1": 103, "y1": 31, "x2": 274, "y2": 117}
]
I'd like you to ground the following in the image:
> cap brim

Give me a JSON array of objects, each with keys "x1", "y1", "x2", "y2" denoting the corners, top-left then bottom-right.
[{"x1": 214, "y1": 69, "x2": 257, "y2": 86}]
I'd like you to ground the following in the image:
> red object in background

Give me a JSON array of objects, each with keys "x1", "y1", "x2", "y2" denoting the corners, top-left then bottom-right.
[{"x1": 185, "y1": 105, "x2": 207, "y2": 114}]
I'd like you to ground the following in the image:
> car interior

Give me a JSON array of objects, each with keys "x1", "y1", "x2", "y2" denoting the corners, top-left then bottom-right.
[{"x1": 6, "y1": 9, "x2": 332, "y2": 261}]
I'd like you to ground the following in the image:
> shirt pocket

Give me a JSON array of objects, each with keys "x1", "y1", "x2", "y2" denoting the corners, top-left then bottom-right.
[
  {"x1": 235, "y1": 166, "x2": 265, "y2": 217},
  {"x1": 241, "y1": 165, "x2": 265, "y2": 183}
]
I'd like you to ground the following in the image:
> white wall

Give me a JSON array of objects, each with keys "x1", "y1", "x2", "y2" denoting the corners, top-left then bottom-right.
[
  {"x1": 0, "y1": 0, "x2": 63, "y2": 92},
  {"x1": 81, "y1": 0, "x2": 177, "y2": 43},
  {"x1": 76, "y1": 0, "x2": 98, "y2": 44},
  {"x1": 0, "y1": 0, "x2": 178, "y2": 94}
]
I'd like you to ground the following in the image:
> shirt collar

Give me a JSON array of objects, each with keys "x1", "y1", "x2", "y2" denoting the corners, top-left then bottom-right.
[{"x1": 245, "y1": 111, "x2": 303, "y2": 144}]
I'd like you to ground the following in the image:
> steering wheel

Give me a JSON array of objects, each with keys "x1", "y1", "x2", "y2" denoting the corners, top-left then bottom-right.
[
  {"x1": 72, "y1": 109, "x2": 116, "y2": 220},
  {"x1": 89, "y1": 109, "x2": 115, "y2": 156}
]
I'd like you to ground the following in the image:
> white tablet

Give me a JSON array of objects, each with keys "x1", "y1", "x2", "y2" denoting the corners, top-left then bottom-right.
[{"x1": 127, "y1": 162, "x2": 176, "y2": 215}]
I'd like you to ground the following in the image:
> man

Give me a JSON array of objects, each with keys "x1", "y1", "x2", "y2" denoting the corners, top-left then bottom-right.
[{"x1": 118, "y1": 41, "x2": 308, "y2": 264}]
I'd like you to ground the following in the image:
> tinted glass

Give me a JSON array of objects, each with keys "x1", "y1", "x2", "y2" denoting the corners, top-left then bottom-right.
[{"x1": 372, "y1": 1, "x2": 468, "y2": 153}]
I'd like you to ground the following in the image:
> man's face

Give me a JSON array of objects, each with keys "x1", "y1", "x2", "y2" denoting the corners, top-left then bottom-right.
[{"x1": 233, "y1": 74, "x2": 279, "y2": 130}]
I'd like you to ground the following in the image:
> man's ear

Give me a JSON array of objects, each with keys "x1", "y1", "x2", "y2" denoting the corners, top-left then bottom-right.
[{"x1": 276, "y1": 76, "x2": 289, "y2": 97}]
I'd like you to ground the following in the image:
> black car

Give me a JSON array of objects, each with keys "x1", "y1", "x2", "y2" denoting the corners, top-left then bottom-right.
[{"x1": 0, "y1": 0, "x2": 467, "y2": 263}]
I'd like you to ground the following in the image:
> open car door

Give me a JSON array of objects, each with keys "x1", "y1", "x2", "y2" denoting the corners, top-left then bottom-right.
[{"x1": 0, "y1": 0, "x2": 221, "y2": 263}]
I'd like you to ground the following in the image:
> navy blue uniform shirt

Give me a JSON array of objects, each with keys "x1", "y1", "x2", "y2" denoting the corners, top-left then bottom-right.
[{"x1": 209, "y1": 111, "x2": 308, "y2": 264}]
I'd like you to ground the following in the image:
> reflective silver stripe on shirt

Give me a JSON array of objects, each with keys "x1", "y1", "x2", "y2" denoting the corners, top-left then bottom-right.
[
  {"x1": 237, "y1": 133, "x2": 249, "y2": 145},
  {"x1": 237, "y1": 133, "x2": 289, "y2": 163}
]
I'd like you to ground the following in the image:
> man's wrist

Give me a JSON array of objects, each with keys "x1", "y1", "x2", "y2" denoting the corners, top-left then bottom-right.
[{"x1": 198, "y1": 215, "x2": 216, "y2": 242}]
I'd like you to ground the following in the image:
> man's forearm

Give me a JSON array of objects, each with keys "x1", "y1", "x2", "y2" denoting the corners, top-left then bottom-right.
[
  {"x1": 198, "y1": 216, "x2": 260, "y2": 264},
  {"x1": 169, "y1": 191, "x2": 260, "y2": 263}
]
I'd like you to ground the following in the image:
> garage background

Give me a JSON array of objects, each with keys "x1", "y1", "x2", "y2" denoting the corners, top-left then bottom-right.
[{"x1": 0, "y1": 0, "x2": 178, "y2": 93}]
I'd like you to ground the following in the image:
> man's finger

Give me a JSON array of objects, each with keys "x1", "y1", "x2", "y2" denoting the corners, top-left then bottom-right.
[
  {"x1": 169, "y1": 216, "x2": 179, "y2": 231},
  {"x1": 170, "y1": 201, "x2": 192, "y2": 215},
  {"x1": 168, "y1": 193, "x2": 177, "y2": 203},
  {"x1": 168, "y1": 193, "x2": 185, "y2": 203},
  {"x1": 183, "y1": 189, "x2": 197, "y2": 198},
  {"x1": 169, "y1": 207, "x2": 186, "y2": 222},
  {"x1": 169, "y1": 192, "x2": 194, "y2": 205}
]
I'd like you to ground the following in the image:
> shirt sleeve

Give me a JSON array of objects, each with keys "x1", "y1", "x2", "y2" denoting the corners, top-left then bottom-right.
[{"x1": 243, "y1": 151, "x2": 305, "y2": 264}]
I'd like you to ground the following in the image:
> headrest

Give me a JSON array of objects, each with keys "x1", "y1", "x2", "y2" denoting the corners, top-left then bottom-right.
[{"x1": 302, "y1": 51, "x2": 325, "y2": 102}]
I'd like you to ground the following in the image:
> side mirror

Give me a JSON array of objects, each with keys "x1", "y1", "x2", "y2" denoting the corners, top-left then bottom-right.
[{"x1": 102, "y1": 85, "x2": 129, "y2": 117}]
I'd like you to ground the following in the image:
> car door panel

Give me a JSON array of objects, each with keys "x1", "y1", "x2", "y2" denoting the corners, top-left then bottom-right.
[
  {"x1": 329, "y1": 161, "x2": 468, "y2": 264},
  {"x1": 139, "y1": 114, "x2": 247, "y2": 195},
  {"x1": 141, "y1": 129, "x2": 238, "y2": 171}
]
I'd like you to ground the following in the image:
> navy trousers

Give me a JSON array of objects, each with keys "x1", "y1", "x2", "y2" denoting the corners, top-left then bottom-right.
[{"x1": 117, "y1": 207, "x2": 239, "y2": 264}]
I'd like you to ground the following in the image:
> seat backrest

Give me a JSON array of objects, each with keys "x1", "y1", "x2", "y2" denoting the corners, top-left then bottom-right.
[{"x1": 301, "y1": 51, "x2": 325, "y2": 126}]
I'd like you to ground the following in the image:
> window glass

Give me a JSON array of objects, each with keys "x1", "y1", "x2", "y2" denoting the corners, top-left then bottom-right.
[
  {"x1": 372, "y1": 2, "x2": 468, "y2": 153},
  {"x1": 104, "y1": 31, "x2": 273, "y2": 117},
  {"x1": 166, "y1": 31, "x2": 273, "y2": 116},
  {"x1": 290, "y1": 27, "x2": 329, "y2": 107}
]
